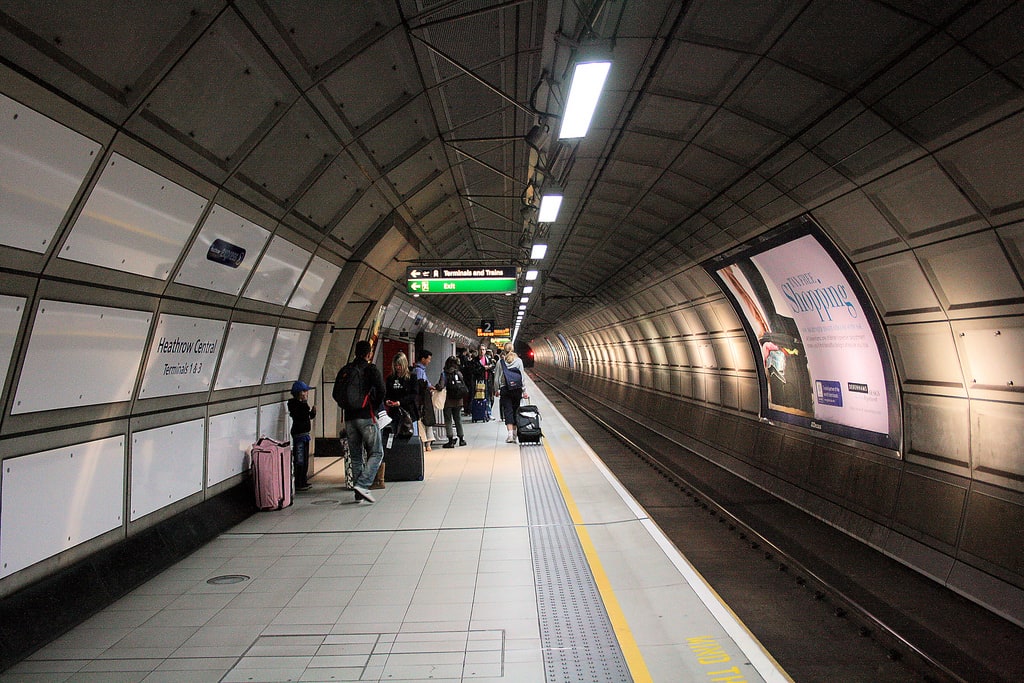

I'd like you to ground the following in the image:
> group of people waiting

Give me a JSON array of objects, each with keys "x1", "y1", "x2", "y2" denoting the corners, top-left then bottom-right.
[{"x1": 286, "y1": 340, "x2": 528, "y2": 504}]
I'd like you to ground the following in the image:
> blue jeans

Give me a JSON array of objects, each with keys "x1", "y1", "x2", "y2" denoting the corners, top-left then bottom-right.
[
  {"x1": 345, "y1": 417, "x2": 384, "y2": 489},
  {"x1": 293, "y1": 436, "x2": 309, "y2": 486}
]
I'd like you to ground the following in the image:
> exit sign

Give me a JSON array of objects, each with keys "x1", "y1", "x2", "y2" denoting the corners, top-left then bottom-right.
[
  {"x1": 406, "y1": 265, "x2": 518, "y2": 295},
  {"x1": 408, "y1": 278, "x2": 517, "y2": 294}
]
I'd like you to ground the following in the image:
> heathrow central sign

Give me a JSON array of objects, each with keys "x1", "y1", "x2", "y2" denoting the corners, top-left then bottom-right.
[{"x1": 406, "y1": 266, "x2": 518, "y2": 295}]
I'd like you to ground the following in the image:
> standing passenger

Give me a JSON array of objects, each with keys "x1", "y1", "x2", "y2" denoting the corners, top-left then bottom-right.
[
  {"x1": 384, "y1": 351, "x2": 419, "y2": 427},
  {"x1": 333, "y1": 340, "x2": 385, "y2": 503},
  {"x1": 494, "y1": 343, "x2": 525, "y2": 443},
  {"x1": 439, "y1": 355, "x2": 468, "y2": 448},
  {"x1": 411, "y1": 349, "x2": 436, "y2": 451},
  {"x1": 287, "y1": 380, "x2": 316, "y2": 491}
]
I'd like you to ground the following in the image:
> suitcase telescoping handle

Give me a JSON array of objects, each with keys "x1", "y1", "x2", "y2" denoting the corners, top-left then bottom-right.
[{"x1": 256, "y1": 435, "x2": 291, "y2": 447}]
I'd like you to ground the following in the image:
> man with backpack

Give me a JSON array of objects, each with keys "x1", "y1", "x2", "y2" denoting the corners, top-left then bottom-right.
[{"x1": 333, "y1": 340, "x2": 386, "y2": 503}]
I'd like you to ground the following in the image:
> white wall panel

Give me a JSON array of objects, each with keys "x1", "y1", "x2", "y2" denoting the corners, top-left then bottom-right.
[
  {"x1": 138, "y1": 314, "x2": 226, "y2": 398},
  {"x1": 917, "y1": 232, "x2": 1024, "y2": 313},
  {"x1": 13, "y1": 301, "x2": 151, "y2": 413},
  {"x1": 288, "y1": 255, "x2": 341, "y2": 312},
  {"x1": 129, "y1": 419, "x2": 204, "y2": 521},
  {"x1": 953, "y1": 318, "x2": 1024, "y2": 391},
  {"x1": 259, "y1": 400, "x2": 288, "y2": 442},
  {"x1": 242, "y1": 236, "x2": 310, "y2": 305},
  {"x1": 888, "y1": 322, "x2": 965, "y2": 390},
  {"x1": 812, "y1": 190, "x2": 903, "y2": 259},
  {"x1": 858, "y1": 251, "x2": 941, "y2": 318},
  {"x1": 0, "y1": 436, "x2": 124, "y2": 579},
  {"x1": 60, "y1": 154, "x2": 207, "y2": 279},
  {"x1": 208, "y1": 407, "x2": 258, "y2": 486},
  {"x1": 0, "y1": 93, "x2": 101, "y2": 253},
  {"x1": 0, "y1": 295, "x2": 25, "y2": 392},
  {"x1": 173, "y1": 204, "x2": 271, "y2": 294},
  {"x1": 265, "y1": 327, "x2": 311, "y2": 385},
  {"x1": 971, "y1": 400, "x2": 1024, "y2": 480},
  {"x1": 905, "y1": 393, "x2": 970, "y2": 465},
  {"x1": 865, "y1": 157, "x2": 984, "y2": 242},
  {"x1": 214, "y1": 322, "x2": 274, "y2": 390}
]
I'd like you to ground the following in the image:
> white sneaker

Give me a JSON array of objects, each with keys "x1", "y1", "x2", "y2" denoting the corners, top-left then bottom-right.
[
  {"x1": 353, "y1": 485, "x2": 375, "y2": 503},
  {"x1": 505, "y1": 433, "x2": 515, "y2": 443}
]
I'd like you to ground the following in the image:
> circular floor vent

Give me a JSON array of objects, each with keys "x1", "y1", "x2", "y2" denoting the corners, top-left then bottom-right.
[{"x1": 206, "y1": 574, "x2": 250, "y2": 585}]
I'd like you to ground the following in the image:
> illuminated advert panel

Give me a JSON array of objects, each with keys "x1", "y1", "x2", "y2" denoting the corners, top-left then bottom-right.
[{"x1": 703, "y1": 215, "x2": 901, "y2": 452}]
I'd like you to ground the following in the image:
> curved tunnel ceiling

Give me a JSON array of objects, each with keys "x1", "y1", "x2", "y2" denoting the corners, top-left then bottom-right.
[{"x1": 1, "y1": 0, "x2": 1022, "y2": 341}]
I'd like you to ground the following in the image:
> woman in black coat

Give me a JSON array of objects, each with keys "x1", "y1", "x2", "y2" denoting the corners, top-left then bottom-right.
[{"x1": 384, "y1": 352, "x2": 419, "y2": 426}]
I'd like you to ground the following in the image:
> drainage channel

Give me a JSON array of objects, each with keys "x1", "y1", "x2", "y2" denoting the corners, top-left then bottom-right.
[{"x1": 521, "y1": 446, "x2": 633, "y2": 683}]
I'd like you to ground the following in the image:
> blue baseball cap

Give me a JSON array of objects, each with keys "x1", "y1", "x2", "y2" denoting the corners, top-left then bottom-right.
[{"x1": 291, "y1": 380, "x2": 311, "y2": 394}]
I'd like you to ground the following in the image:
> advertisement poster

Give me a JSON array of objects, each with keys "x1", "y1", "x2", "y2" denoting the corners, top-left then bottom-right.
[
  {"x1": 139, "y1": 314, "x2": 226, "y2": 398},
  {"x1": 705, "y1": 215, "x2": 900, "y2": 451}
]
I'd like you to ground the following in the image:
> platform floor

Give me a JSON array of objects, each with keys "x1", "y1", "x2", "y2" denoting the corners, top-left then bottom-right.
[{"x1": 3, "y1": 379, "x2": 790, "y2": 682}]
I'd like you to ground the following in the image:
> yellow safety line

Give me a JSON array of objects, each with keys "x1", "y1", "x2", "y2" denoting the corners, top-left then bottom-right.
[{"x1": 543, "y1": 439, "x2": 654, "y2": 683}]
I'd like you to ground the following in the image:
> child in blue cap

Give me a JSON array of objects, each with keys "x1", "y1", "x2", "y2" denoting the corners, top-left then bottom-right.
[{"x1": 288, "y1": 381, "x2": 316, "y2": 491}]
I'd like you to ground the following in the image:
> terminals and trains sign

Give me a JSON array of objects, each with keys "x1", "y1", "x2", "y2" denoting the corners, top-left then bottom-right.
[{"x1": 406, "y1": 266, "x2": 518, "y2": 295}]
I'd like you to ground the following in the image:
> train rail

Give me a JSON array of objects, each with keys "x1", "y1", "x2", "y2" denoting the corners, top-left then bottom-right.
[{"x1": 533, "y1": 370, "x2": 1020, "y2": 683}]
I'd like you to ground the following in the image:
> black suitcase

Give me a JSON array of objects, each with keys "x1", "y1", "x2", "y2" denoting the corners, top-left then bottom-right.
[
  {"x1": 516, "y1": 404, "x2": 542, "y2": 443},
  {"x1": 382, "y1": 428, "x2": 424, "y2": 481}
]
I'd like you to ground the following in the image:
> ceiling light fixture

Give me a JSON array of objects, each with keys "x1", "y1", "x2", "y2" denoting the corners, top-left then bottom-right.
[
  {"x1": 520, "y1": 297, "x2": 529, "y2": 303},
  {"x1": 537, "y1": 194, "x2": 562, "y2": 223},
  {"x1": 525, "y1": 270, "x2": 539, "y2": 281},
  {"x1": 523, "y1": 286, "x2": 533, "y2": 294},
  {"x1": 530, "y1": 244, "x2": 548, "y2": 260},
  {"x1": 558, "y1": 60, "x2": 611, "y2": 139}
]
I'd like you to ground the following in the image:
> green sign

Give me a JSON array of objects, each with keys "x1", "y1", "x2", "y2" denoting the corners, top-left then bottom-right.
[{"x1": 407, "y1": 278, "x2": 517, "y2": 294}]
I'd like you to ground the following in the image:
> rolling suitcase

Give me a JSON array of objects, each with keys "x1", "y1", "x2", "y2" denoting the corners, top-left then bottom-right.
[
  {"x1": 516, "y1": 405, "x2": 542, "y2": 443},
  {"x1": 382, "y1": 427, "x2": 424, "y2": 481},
  {"x1": 252, "y1": 437, "x2": 293, "y2": 510},
  {"x1": 471, "y1": 397, "x2": 490, "y2": 422}
]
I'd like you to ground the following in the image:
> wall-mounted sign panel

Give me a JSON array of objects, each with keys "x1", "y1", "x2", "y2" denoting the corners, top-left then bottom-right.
[
  {"x1": 0, "y1": 436, "x2": 124, "y2": 579},
  {"x1": 477, "y1": 327, "x2": 511, "y2": 337},
  {"x1": 0, "y1": 93, "x2": 102, "y2": 254},
  {"x1": 139, "y1": 314, "x2": 226, "y2": 398},
  {"x1": 13, "y1": 301, "x2": 151, "y2": 413},
  {"x1": 174, "y1": 204, "x2": 271, "y2": 295},
  {"x1": 703, "y1": 214, "x2": 901, "y2": 452},
  {"x1": 409, "y1": 278, "x2": 517, "y2": 294},
  {"x1": 60, "y1": 153, "x2": 207, "y2": 280},
  {"x1": 208, "y1": 407, "x2": 258, "y2": 487},
  {"x1": 406, "y1": 265, "x2": 518, "y2": 295}
]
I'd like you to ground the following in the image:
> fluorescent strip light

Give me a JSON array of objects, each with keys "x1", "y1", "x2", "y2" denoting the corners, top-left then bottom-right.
[
  {"x1": 523, "y1": 286, "x2": 533, "y2": 294},
  {"x1": 537, "y1": 195, "x2": 562, "y2": 223},
  {"x1": 520, "y1": 297, "x2": 529, "y2": 303},
  {"x1": 525, "y1": 270, "x2": 538, "y2": 281},
  {"x1": 558, "y1": 60, "x2": 611, "y2": 139},
  {"x1": 530, "y1": 243, "x2": 548, "y2": 260},
  {"x1": 519, "y1": 305, "x2": 527, "y2": 311}
]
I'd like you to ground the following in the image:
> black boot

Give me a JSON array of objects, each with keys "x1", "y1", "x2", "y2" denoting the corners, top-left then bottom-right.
[
  {"x1": 442, "y1": 438, "x2": 457, "y2": 448},
  {"x1": 458, "y1": 438, "x2": 467, "y2": 447}
]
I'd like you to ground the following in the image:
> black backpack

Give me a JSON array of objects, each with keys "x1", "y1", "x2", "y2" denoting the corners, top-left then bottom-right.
[
  {"x1": 447, "y1": 371, "x2": 469, "y2": 399},
  {"x1": 333, "y1": 362, "x2": 368, "y2": 411}
]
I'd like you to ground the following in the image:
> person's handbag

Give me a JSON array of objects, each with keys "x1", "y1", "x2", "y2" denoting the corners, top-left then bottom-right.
[
  {"x1": 500, "y1": 360, "x2": 523, "y2": 389},
  {"x1": 388, "y1": 406, "x2": 415, "y2": 439},
  {"x1": 431, "y1": 386, "x2": 447, "y2": 411}
]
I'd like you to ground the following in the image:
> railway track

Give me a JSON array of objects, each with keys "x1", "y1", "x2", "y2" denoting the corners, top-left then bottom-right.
[{"x1": 534, "y1": 371, "x2": 1023, "y2": 683}]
